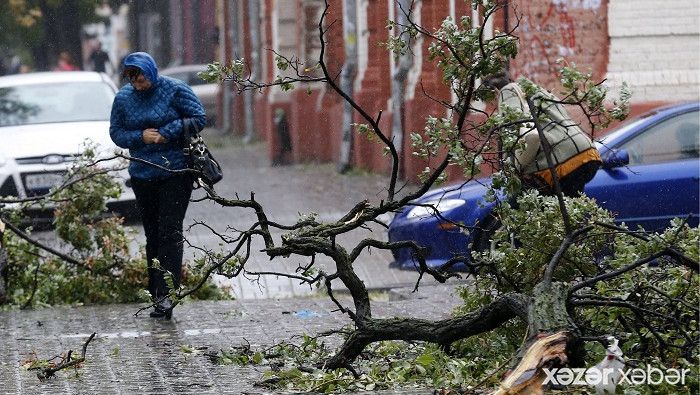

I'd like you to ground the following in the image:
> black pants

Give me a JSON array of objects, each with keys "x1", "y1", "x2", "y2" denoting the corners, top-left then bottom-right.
[{"x1": 132, "y1": 174, "x2": 193, "y2": 298}]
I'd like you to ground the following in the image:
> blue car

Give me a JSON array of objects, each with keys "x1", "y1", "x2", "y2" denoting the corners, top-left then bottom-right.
[{"x1": 388, "y1": 102, "x2": 699, "y2": 270}]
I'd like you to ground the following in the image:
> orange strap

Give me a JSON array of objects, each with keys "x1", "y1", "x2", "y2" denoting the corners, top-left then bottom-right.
[{"x1": 532, "y1": 148, "x2": 601, "y2": 187}]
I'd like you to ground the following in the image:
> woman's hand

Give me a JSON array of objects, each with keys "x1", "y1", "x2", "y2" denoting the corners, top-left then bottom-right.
[{"x1": 142, "y1": 128, "x2": 169, "y2": 144}]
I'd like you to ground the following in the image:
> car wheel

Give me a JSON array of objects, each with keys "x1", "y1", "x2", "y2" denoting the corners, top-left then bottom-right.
[{"x1": 472, "y1": 213, "x2": 502, "y2": 253}]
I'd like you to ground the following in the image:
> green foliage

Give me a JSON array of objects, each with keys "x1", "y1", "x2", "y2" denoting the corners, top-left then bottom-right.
[
  {"x1": 353, "y1": 123, "x2": 375, "y2": 142},
  {"x1": 0, "y1": 1, "x2": 43, "y2": 56},
  {"x1": 405, "y1": 5, "x2": 517, "y2": 186},
  {"x1": 1, "y1": 149, "x2": 226, "y2": 308},
  {"x1": 556, "y1": 60, "x2": 631, "y2": 128},
  {"x1": 428, "y1": 15, "x2": 515, "y2": 88},
  {"x1": 410, "y1": 116, "x2": 484, "y2": 184},
  {"x1": 200, "y1": 57, "x2": 300, "y2": 92},
  {"x1": 578, "y1": 218, "x2": 699, "y2": 366},
  {"x1": 0, "y1": 0, "x2": 102, "y2": 67},
  {"x1": 274, "y1": 76, "x2": 295, "y2": 92},
  {"x1": 207, "y1": 333, "x2": 520, "y2": 393},
  {"x1": 198, "y1": 59, "x2": 247, "y2": 83},
  {"x1": 381, "y1": 20, "x2": 418, "y2": 59},
  {"x1": 472, "y1": 192, "x2": 613, "y2": 292},
  {"x1": 467, "y1": 192, "x2": 699, "y2": 393}
]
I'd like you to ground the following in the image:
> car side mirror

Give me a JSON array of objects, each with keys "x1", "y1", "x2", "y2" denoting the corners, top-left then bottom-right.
[{"x1": 602, "y1": 148, "x2": 630, "y2": 169}]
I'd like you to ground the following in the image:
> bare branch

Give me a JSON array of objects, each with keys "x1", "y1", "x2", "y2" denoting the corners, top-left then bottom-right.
[
  {"x1": 1, "y1": 215, "x2": 92, "y2": 271},
  {"x1": 30, "y1": 333, "x2": 96, "y2": 381},
  {"x1": 569, "y1": 250, "x2": 666, "y2": 295}
]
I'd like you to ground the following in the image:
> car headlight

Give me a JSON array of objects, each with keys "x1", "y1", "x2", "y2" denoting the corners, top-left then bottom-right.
[{"x1": 406, "y1": 199, "x2": 466, "y2": 220}]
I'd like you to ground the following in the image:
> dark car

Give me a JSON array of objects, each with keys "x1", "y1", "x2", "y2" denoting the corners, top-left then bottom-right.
[
  {"x1": 388, "y1": 102, "x2": 700, "y2": 270},
  {"x1": 160, "y1": 64, "x2": 218, "y2": 126}
]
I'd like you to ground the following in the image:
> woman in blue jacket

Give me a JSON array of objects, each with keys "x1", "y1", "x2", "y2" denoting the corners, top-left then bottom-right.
[{"x1": 110, "y1": 52, "x2": 205, "y2": 319}]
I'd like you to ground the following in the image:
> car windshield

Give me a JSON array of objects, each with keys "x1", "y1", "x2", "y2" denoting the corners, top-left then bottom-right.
[
  {"x1": 595, "y1": 117, "x2": 648, "y2": 149},
  {"x1": 0, "y1": 81, "x2": 114, "y2": 127},
  {"x1": 163, "y1": 69, "x2": 209, "y2": 86}
]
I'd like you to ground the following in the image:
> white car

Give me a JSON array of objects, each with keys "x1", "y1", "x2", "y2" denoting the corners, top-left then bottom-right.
[
  {"x1": 0, "y1": 71, "x2": 137, "y2": 221},
  {"x1": 160, "y1": 64, "x2": 218, "y2": 126}
]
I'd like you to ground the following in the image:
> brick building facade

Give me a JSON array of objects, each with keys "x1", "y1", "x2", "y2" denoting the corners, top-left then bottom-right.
[{"x1": 217, "y1": 0, "x2": 699, "y2": 178}]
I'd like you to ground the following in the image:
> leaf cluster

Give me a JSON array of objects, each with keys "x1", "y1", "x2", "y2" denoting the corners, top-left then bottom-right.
[{"x1": 207, "y1": 333, "x2": 522, "y2": 393}]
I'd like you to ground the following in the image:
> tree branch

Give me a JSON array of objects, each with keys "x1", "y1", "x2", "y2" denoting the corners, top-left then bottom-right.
[
  {"x1": 1, "y1": 215, "x2": 91, "y2": 271},
  {"x1": 30, "y1": 333, "x2": 96, "y2": 381},
  {"x1": 325, "y1": 292, "x2": 528, "y2": 369}
]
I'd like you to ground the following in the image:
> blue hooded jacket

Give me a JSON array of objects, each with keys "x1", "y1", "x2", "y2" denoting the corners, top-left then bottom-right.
[{"x1": 109, "y1": 52, "x2": 206, "y2": 180}]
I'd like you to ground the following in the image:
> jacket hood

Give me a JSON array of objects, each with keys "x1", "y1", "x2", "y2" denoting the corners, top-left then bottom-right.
[{"x1": 122, "y1": 52, "x2": 158, "y2": 83}]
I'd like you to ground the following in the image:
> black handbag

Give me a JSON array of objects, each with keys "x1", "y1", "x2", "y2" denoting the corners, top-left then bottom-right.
[{"x1": 182, "y1": 118, "x2": 223, "y2": 188}]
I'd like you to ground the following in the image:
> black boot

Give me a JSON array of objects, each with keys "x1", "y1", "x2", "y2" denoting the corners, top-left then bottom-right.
[{"x1": 149, "y1": 297, "x2": 173, "y2": 319}]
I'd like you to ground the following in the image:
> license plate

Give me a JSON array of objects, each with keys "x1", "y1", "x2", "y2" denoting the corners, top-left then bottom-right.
[{"x1": 24, "y1": 173, "x2": 65, "y2": 190}]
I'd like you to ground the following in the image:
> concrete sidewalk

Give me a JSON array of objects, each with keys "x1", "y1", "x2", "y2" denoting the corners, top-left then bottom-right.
[{"x1": 0, "y1": 283, "x2": 464, "y2": 394}]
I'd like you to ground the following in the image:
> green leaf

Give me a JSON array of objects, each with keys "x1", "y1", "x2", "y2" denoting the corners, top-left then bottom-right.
[
  {"x1": 252, "y1": 352, "x2": 264, "y2": 364},
  {"x1": 415, "y1": 353, "x2": 435, "y2": 367}
]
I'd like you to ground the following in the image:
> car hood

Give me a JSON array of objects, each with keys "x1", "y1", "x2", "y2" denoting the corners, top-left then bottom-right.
[
  {"x1": 395, "y1": 177, "x2": 497, "y2": 222},
  {"x1": 0, "y1": 121, "x2": 116, "y2": 159},
  {"x1": 417, "y1": 178, "x2": 494, "y2": 204}
]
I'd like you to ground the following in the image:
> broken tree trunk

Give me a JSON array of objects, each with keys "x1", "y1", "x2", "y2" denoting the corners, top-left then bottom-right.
[{"x1": 495, "y1": 282, "x2": 579, "y2": 395}]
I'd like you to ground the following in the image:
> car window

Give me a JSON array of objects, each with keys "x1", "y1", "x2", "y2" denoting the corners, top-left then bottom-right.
[
  {"x1": 166, "y1": 72, "x2": 189, "y2": 83},
  {"x1": 620, "y1": 110, "x2": 699, "y2": 165},
  {"x1": 0, "y1": 82, "x2": 114, "y2": 126}
]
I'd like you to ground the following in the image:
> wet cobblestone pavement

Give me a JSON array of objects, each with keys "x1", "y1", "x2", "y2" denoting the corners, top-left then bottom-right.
[
  {"x1": 0, "y1": 284, "x2": 462, "y2": 394},
  {"x1": 4, "y1": 138, "x2": 470, "y2": 393}
]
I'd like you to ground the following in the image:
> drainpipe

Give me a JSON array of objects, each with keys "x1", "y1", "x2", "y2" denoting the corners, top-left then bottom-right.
[
  {"x1": 169, "y1": 0, "x2": 183, "y2": 66},
  {"x1": 244, "y1": 0, "x2": 261, "y2": 142},
  {"x1": 503, "y1": 2, "x2": 510, "y2": 75},
  {"x1": 390, "y1": 0, "x2": 414, "y2": 179},
  {"x1": 220, "y1": 0, "x2": 233, "y2": 134},
  {"x1": 231, "y1": 1, "x2": 244, "y2": 135},
  {"x1": 338, "y1": 0, "x2": 359, "y2": 173}
]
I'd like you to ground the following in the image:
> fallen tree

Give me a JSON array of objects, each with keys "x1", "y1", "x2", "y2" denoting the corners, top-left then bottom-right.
[
  {"x1": 2, "y1": 0, "x2": 695, "y2": 393},
  {"x1": 180, "y1": 1, "x2": 698, "y2": 393},
  {"x1": 185, "y1": 1, "x2": 698, "y2": 393}
]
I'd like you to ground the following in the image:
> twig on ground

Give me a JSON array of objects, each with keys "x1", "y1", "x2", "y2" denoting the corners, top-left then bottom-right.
[{"x1": 29, "y1": 332, "x2": 97, "y2": 381}]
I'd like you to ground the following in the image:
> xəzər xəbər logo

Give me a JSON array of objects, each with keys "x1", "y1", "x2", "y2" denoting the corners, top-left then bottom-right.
[{"x1": 542, "y1": 366, "x2": 691, "y2": 387}]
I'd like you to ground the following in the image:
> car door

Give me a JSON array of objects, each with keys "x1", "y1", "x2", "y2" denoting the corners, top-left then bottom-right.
[{"x1": 586, "y1": 109, "x2": 700, "y2": 230}]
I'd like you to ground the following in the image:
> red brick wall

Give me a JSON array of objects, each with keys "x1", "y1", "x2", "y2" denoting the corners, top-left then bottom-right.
[
  {"x1": 351, "y1": 0, "x2": 392, "y2": 172},
  {"x1": 245, "y1": 1, "x2": 618, "y2": 178},
  {"x1": 284, "y1": 0, "x2": 345, "y2": 164},
  {"x1": 401, "y1": 0, "x2": 456, "y2": 181},
  {"x1": 508, "y1": 0, "x2": 609, "y2": 91}
]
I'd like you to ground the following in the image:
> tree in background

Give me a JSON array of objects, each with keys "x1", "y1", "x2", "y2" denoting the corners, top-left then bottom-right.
[{"x1": 0, "y1": 0, "x2": 105, "y2": 71}]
